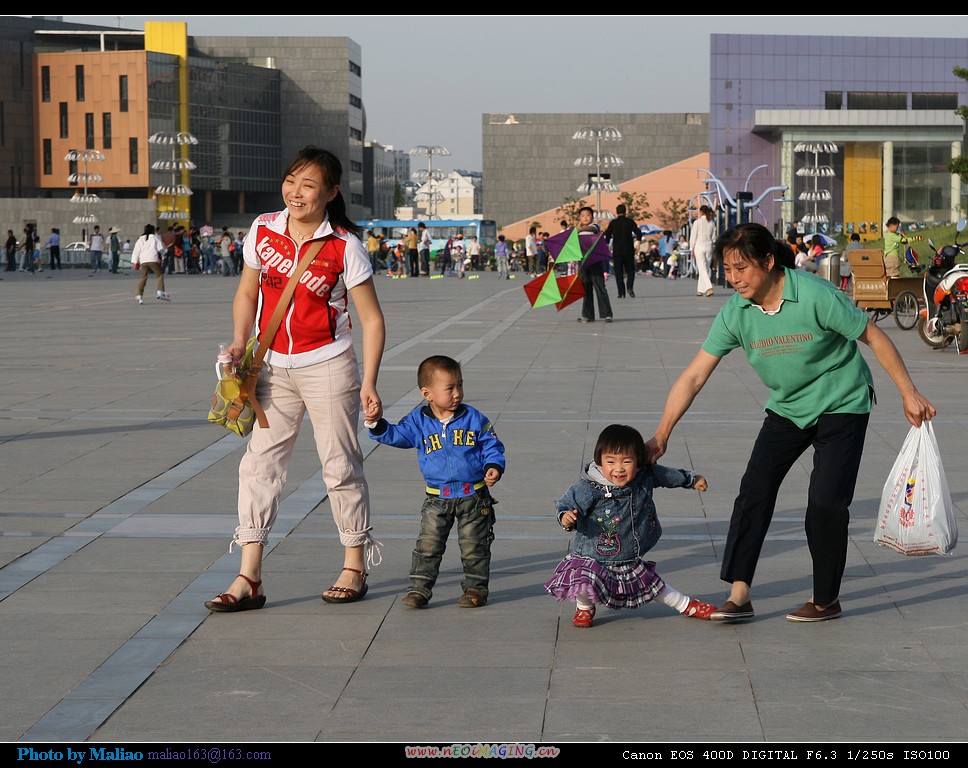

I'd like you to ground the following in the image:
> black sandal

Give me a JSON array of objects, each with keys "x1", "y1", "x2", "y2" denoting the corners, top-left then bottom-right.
[
  {"x1": 205, "y1": 573, "x2": 266, "y2": 612},
  {"x1": 321, "y1": 567, "x2": 369, "y2": 604}
]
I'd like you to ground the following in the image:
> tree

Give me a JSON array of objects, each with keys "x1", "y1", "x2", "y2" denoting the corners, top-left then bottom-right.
[
  {"x1": 948, "y1": 66, "x2": 968, "y2": 201},
  {"x1": 618, "y1": 191, "x2": 650, "y2": 223},
  {"x1": 656, "y1": 198, "x2": 690, "y2": 232}
]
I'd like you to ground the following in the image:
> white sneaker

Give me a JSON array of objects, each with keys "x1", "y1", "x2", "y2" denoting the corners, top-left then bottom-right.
[
  {"x1": 136, "y1": 296, "x2": 143, "y2": 304},
  {"x1": 156, "y1": 292, "x2": 171, "y2": 302}
]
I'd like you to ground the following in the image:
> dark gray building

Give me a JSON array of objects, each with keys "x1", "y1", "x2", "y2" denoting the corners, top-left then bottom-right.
[
  {"x1": 362, "y1": 140, "x2": 399, "y2": 219},
  {"x1": 187, "y1": 34, "x2": 364, "y2": 221},
  {"x1": 482, "y1": 112, "x2": 709, "y2": 230}
]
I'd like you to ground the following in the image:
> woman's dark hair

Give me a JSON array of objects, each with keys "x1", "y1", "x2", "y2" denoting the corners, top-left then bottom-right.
[
  {"x1": 714, "y1": 223, "x2": 795, "y2": 270},
  {"x1": 283, "y1": 146, "x2": 361, "y2": 238},
  {"x1": 594, "y1": 424, "x2": 647, "y2": 467},
  {"x1": 142, "y1": 224, "x2": 156, "y2": 238}
]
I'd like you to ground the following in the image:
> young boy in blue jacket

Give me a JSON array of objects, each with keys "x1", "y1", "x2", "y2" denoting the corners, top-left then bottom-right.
[{"x1": 366, "y1": 355, "x2": 505, "y2": 608}]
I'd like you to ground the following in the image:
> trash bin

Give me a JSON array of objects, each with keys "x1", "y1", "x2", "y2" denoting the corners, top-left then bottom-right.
[{"x1": 816, "y1": 251, "x2": 840, "y2": 285}]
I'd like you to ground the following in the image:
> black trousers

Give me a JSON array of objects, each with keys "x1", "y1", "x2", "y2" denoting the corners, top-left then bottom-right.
[
  {"x1": 612, "y1": 254, "x2": 635, "y2": 296},
  {"x1": 579, "y1": 268, "x2": 613, "y2": 320},
  {"x1": 721, "y1": 409, "x2": 870, "y2": 606}
]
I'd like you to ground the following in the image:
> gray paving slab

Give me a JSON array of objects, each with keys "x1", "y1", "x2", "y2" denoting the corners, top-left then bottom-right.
[{"x1": 1, "y1": 266, "x2": 967, "y2": 752}]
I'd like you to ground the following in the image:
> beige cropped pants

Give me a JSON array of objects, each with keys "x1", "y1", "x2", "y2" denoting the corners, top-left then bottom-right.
[{"x1": 234, "y1": 346, "x2": 373, "y2": 550}]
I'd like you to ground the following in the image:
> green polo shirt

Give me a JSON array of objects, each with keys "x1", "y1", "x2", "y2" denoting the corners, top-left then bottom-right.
[{"x1": 702, "y1": 267, "x2": 874, "y2": 429}]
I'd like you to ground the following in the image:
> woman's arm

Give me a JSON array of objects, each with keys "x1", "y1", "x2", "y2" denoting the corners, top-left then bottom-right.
[
  {"x1": 229, "y1": 266, "x2": 261, "y2": 360},
  {"x1": 858, "y1": 320, "x2": 936, "y2": 426},
  {"x1": 349, "y1": 278, "x2": 386, "y2": 422},
  {"x1": 647, "y1": 349, "x2": 722, "y2": 462}
]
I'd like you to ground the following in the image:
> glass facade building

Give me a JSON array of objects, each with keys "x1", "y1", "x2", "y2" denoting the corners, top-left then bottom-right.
[{"x1": 710, "y1": 34, "x2": 968, "y2": 237}]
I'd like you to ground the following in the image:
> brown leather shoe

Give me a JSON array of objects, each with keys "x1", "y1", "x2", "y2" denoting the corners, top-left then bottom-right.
[
  {"x1": 786, "y1": 600, "x2": 842, "y2": 622},
  {"x1": 457, "y1": 588, "x2": 487, "y2": 608},
  {"x1": 401, "y1": 591, "x2": 429, "y2": 609},
  {"x1": 709, "y1": 600, "x2": 755, "y2": 622}
]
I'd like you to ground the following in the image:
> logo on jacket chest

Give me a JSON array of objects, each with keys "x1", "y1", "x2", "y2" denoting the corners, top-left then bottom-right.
[
  {"x1": 423, "y1": 429, "x2": 477, "y2": 454},
  {"x1": 257, "y1": 234, "x2": 336, "y2": 297},
  {"x1": 595, "y1": 509, "x2": 622, "y2": 557}
]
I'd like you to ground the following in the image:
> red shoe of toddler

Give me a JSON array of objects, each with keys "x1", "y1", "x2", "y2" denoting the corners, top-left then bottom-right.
[
  {"x1": 572, "y1": 606, "x2": 596, "y2": 628},
  {"x1": 683, "y1": 598, "x2": 717, "y2": 620}
]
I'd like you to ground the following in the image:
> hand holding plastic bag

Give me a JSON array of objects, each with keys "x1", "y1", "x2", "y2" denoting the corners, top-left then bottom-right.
[{"x1": 874, "y1": 421, "x2": 957, "y2": 555}]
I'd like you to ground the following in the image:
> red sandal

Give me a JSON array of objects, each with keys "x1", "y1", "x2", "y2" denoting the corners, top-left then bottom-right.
[
  {"x1": 572, "y1": 606, "x2": 596, "y2": 628},
  {"x1": 205, "y1": 573, "x2": 266, "y2": 613},
  {"x1": 322, "y1": 567, "x2": 369, "y2": 604}
]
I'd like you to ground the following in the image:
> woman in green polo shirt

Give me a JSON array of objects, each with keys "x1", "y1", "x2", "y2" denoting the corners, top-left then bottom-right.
[{"x1": 648, "y1": 223, "x2": 935, "y2": 623}]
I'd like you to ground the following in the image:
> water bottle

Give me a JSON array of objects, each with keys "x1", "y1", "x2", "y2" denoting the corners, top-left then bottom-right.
[{"x1": 216, "y1": 344, "x2": 235, "y2": 380}]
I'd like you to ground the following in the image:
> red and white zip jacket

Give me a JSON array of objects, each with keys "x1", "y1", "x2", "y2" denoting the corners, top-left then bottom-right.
[{"x1": 242, "y1": 210, "x2": 372, "y2": 368}]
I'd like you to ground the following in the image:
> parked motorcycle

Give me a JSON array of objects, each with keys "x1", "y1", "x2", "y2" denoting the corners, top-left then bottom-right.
[{"x1": 917, "y1": 218, "x2": 968, "y2": 353}]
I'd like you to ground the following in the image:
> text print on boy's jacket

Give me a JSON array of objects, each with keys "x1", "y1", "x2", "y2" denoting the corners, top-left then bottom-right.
[{"x1": 368, "y1": 403, "x2": 506, "y2": 497}]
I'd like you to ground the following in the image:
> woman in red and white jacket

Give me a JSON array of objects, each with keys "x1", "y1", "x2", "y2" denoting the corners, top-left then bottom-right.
[{"x1": 205, "y1": 146, "x2": 386, "y2": 613}]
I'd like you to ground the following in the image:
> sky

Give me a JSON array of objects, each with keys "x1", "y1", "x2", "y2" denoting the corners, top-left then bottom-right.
[{"x1": 59, "y1": 15, "x2": 968, "y2": 173}]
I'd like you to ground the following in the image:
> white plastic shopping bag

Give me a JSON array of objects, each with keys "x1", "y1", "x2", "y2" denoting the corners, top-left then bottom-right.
[{"x1": 874, "y1": 421, "x2": 957, "y2": 555}]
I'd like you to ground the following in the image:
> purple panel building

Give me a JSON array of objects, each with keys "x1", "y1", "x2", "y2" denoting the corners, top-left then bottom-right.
[{"x1": 710, "y1": 34, "x2": 968, "y2": 238}]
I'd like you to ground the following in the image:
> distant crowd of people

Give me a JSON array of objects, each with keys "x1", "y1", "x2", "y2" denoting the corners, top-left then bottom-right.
[{"x1": 3, "y1": 222, "x2": 247, "y2": 277}]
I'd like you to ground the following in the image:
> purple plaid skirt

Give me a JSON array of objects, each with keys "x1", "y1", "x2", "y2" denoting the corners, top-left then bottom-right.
[{"x1": 544, "y1": 554, "x2": 665, "y2": 610}]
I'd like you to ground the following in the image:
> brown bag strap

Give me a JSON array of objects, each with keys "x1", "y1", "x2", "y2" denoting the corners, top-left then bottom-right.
[
  {"x1": 254, "y1": 239, "x2": 325, "y2": 365},
  {"x1": 237, "y1": 239, "x2": 325, "y2": 428}
]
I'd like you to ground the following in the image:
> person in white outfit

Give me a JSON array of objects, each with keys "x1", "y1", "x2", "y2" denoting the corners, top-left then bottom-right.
[
  {"x1": 131, "y1": 224, "x2": 170, "y2": 304},
  {"x1": 689, "y1": 205, "x2": 717, "y2": 297}
]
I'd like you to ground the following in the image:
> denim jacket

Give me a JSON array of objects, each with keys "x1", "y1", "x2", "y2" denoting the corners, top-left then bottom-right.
[{"x1": 557, "y1": 462, "x2": 697, "y2": 564}]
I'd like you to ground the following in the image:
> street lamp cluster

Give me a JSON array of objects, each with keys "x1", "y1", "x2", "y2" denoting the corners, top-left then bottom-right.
[
  {"x1": 66, "y1": 149, "x2": 106, "y2": 235},
  {"x1": 573, "y1": 126, "x2": 623, "y2": 222},
  {"x1": 62, "y1": 133, "x2": 199, "y2": 237},
  {"x1": 150, "y1": 131, "x2": 198, "y2": 222},
  {"x1": 795, "y1": 141, "x2": 838, "y2": 229},
  {"x1": 410, "y1": 145, "x2": 450, "y2": 220}
]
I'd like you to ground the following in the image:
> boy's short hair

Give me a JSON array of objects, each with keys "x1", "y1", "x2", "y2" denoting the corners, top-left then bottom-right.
[
  {"x1": 418, "y1": 355, "x2": 461, "y2": 389},
  {"x1": 850, "y1": 233, "x2": 861, "y2": 242},
  {"x1": 886, "y1": 217, "x2": 901, "y2": 227},
  {"x1": 594, "y1": 424, "x2": 647, "y2": 466},
  {"x1": 578, "y1": 206, "x2": 594, "y2": 217}
]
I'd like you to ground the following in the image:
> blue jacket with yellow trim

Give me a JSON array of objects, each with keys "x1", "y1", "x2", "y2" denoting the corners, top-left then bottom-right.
[{"x1": 368, "y1": 404, "x2": 506, "y2": 498}]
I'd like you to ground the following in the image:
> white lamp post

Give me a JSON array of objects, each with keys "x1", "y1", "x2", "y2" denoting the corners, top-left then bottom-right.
[
  {"x1": 65, "y1": 149, "x2": 106, "y2": 239},
  {"x1": 409, "y1": 145, "x2": 450, "y2": 220},
  {"x1": 573, "y1": 127, "x2": 623, "y2": 222},
  {"x1": 795, "y1": 141, "x2": 837, "y2": 231},
  {"x1": 149, "y1": 131, "x2": 197, "y2": 223}
]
